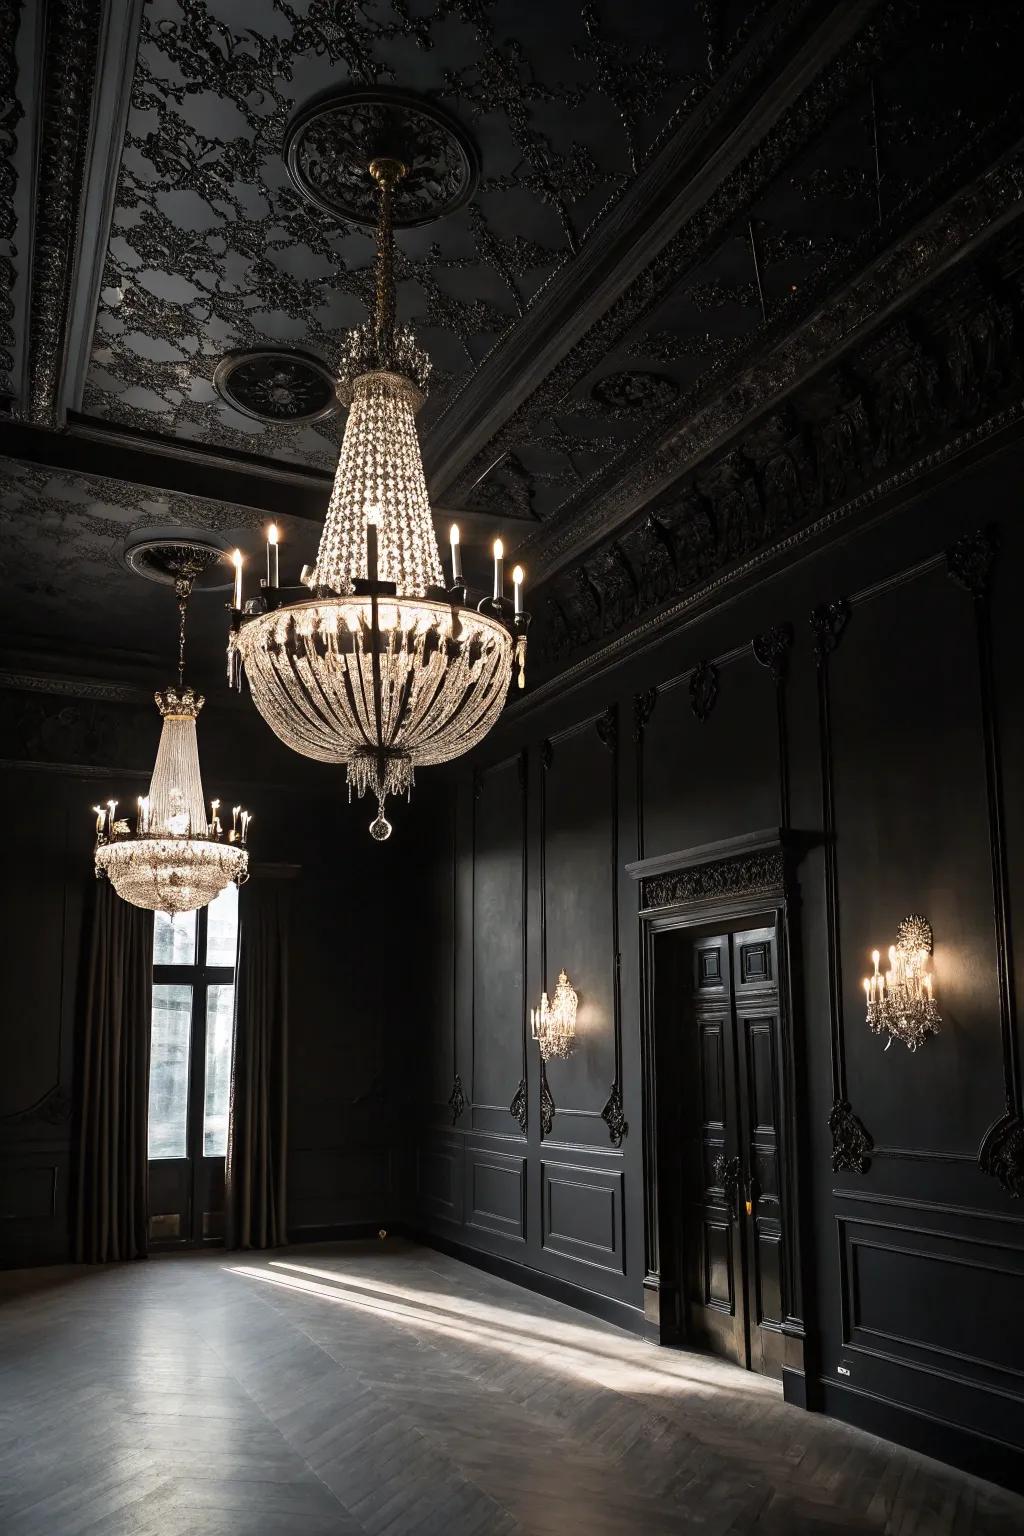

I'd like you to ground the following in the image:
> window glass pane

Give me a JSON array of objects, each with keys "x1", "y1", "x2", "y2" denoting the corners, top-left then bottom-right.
[
  {"x1": 148, "y1": 984, "x2": 192, "y2": 1159},
  {"x1": 205, "y1": 882, "x2": 239, "y2": 966},
  {"x1": 153, "y1": 909, "x2": 196, "y2": 966},
  {"x1": 203, "y1": 984, "x2": 234, "y2": 1156}
]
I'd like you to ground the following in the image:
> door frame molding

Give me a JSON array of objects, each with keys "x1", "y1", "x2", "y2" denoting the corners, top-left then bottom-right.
[{"x1": 627, "y1": 827, "x2": 814, "y2": 1408}]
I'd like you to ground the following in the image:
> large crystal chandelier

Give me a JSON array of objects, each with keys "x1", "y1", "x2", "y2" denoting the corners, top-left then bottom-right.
[
  {"x1": 228, "y1": 156, "x2": 529, "y2": 839},
  {"x1": 94, "y1": 551, "x2": 250, "y2": 913}
]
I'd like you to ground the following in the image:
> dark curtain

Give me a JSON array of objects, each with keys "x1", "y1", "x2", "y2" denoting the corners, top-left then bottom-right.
[
  {"x1": 75, "y1": 880, "x2": 153, "y2": 1263},
  {"x1": 226, "y1": 878, "x2": 289, "y2": 1248}
]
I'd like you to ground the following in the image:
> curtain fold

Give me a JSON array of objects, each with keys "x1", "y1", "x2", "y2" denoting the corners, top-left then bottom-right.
[
  {"x1": 226, "y1": 878, "x2": 289, "y2": 1248},
  {"x1": 75, "y1": 880, "x2": 153, "y2": 1264}
]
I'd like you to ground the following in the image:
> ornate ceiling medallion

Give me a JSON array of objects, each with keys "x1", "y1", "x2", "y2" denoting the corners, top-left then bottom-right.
[
  {"x1": 590, "y1": 370, "x2": 679, "y2": 414},
  {"x1": 123, "y1": 531, "x2": 233, "y2": 590},
  {"x1": 213, "y1": 350, "x2": 339, "y2": 424},
  {"x1": 283, "y1": 87, "x2": 479, "y2": 228}
]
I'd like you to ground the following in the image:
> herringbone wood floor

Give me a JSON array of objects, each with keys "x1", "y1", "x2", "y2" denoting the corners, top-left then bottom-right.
[{"x1": 1, "y1": 1241, "x2": 1021, "y2": 1535}]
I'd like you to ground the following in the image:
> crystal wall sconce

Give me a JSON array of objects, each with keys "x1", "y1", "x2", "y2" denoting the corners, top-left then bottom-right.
[
  {"x1": 863, "y1": 914, "x2": 940, "y2": 1051},
  {"x1": 530, "y1": 970, "x2": 578, "y2": 1061}
]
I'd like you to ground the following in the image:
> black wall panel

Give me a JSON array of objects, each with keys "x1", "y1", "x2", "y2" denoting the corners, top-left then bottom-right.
[
  {"x1": 413, "y1": 435, "x2": 1024, "y2": 1486},
  {"x1": 543, "y1": 720, "x2": 617, "y2": 1129}
]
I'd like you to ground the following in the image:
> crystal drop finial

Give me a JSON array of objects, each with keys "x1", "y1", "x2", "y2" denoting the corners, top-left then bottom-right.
[{"x1": 369, "y1": 808, "x2": 393, "y2": 841}]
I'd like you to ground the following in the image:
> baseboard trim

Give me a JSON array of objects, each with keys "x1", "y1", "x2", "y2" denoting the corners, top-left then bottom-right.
[
  {"x1": 412, "y1": 1227, "x2": 648, "y2": 1337},
  {"x1": 820, "y1": 1378, "x2": 1024, "y2": 1496}
]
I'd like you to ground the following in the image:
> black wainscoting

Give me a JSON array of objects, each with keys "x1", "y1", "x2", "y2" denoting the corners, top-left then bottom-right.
[{"x1": 412, "y1": 436, "x2": 1024, "y2": 1492}]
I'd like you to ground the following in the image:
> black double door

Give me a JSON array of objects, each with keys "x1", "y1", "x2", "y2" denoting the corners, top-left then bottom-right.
[{"x1": 679, "y1": 925, "x2": 786, "y2": 1378}]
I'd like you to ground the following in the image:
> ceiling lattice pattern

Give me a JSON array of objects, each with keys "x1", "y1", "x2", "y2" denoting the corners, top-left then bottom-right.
[{"x1": 83, "y1": 0, "x2": 725, "y2": 469}]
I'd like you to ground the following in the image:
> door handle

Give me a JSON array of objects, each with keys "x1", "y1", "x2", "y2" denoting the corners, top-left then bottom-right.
[{"x1": 713, "y1": 1154, "x2": 741, "y2": 1222}]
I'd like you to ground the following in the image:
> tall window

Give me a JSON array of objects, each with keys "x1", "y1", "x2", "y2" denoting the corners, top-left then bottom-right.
[{"x1": 148, "y1": 883, "x2": 238, "y2": 1161}]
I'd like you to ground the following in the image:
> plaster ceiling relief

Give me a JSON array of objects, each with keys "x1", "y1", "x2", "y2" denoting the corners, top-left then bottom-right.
[
  {"x1": 0, "y1": 458, "x2": 314, "y2": 681},
  {"x1": 82, "y1": 0, "x2": 719, "y2": 466}
]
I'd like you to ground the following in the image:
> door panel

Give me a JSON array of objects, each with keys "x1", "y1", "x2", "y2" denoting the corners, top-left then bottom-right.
[
  {"x1": 681, "y1": 934, "x2": 747, "y2": 1366},
  {"x1": 680, "y1": 924, "x2": 785, "y2": 1378}
]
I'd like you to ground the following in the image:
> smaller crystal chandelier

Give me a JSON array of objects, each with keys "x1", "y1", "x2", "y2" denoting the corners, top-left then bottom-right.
[
  {"x1": 863, "y1": 914, "x2": 940, "y2": 1050},
  {"x1": 94, "y1": 549, "x2": 250, "y2": 914},
  {"x1": 531, "y1": 970, "x2": 578, "y2": 1061}
]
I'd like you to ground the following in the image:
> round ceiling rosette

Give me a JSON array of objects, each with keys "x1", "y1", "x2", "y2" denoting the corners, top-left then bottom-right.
[{"x1": 283, "y1": 88, "x2": 479, "y2": 228}]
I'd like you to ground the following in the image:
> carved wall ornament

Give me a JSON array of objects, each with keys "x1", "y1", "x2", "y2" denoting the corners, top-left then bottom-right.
[
  {"x1": 539, "y1": 1067, "x2": 555, "y2": 1139},
  {"x1": 980, "y1": 1111, "x2": 1024, "y2": 1200},
  {"x1": 212, "y1": 349, "x2": 339, "y2": 424},
  {"x1": 447, "y1": 1073, "x2": 466, "y2": 1126},
  {"x1": 752, "y1": 622, "x2": 793, "y2": 682},
  {"x1": 689, "y1": 660, "x2": 718, "y2": 722},
  {"x1": 946, "y1": 526, "x2": 997, "y2": 600},
  {"x1": 642, "y1": 849, "x2": 784, "y2": 910},
  {"x1": 596, "y1": 704, "x2": 617, "y2": 753},
  {"x1": 828, "y1": 1098, "x2": 873, "y2": 1174},
  {"x1": 633, "y1": 688, "x2": 658, "y2": 740},
  {"x1": 2, "y1": 1083, "x2": 74, "y2": 1125},
  {"x1": 810, "y1": 599, "x2": 850, "y2": 664},
  {"x1": 601, "y1": 1082, "x2": 628, "y2": 1147},
  {"x1": 509, "y1": 1077, "x2": 528, "y2": 1136},
  {"x1": 284, "y1": 87, "x2": 479, "y2": 228}
]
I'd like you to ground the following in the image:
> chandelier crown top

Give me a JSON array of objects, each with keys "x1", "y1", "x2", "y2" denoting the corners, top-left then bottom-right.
[{"x1": 155, "y1": 685, "x2": 205, "y2": 720}]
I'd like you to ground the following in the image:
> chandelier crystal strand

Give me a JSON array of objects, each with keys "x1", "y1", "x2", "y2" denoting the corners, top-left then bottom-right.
[
  {"x1": 95, "y1": 553, "x2": 250, "y2": 912},
  {"x1": 230, "y1": 150, "x2": 529, "y2": 838}
]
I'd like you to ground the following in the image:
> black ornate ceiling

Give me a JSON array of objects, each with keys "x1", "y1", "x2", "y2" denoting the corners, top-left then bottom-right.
[{"x1": 2, "y1": 0, "x2": 1024, "y2": 687}]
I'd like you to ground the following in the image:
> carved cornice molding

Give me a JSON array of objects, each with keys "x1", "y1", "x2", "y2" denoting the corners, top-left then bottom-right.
[
  {"x1": 530, "y1": 203, "x2": 1024, "y2": 676},
  {"x1": 27, "y1": 0, "x2": 103, "y2": 426},
  {"x1": 528, "y1": 140, "x2": 1024, "y2": 581},
  {"x1": 641, "y1": 848, "x2": 785, "y2": 912},
  {"x1": 505, "y1": 397, "x2": 1024, "y2": 719},
  {"x1": 0, "y1": 669, "x2": 151, "y2": 704},
  {"x1": 0, "y1": 0, "x2": 23, "y2": 406}
]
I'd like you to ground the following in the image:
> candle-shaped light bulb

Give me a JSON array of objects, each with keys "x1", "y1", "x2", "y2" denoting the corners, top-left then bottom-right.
[
  {"x1": 93, "y1": 805, "x2": 105, "y2": 836},
  {"x1": 493, "y1": 538, "x2": 504, "y2": 601},
  {"x1": 231, "y1": 804, "x2": 240, "y2": 835},
  {"x1": 512, "y1": 564, "x2": 524, "y2": 615},
  {"x1": 266, "y1": 523, "x2": 279, "y2": 588},
  {"x1": 231, "y1": 548, "x2": 243, "y2": 610},
  {"x1": 871, "y1": 949, "x2": 880, "y2": 974},
  {"x1": 888, "y1": 945, "x2": 897, "y2": 966},
  {"x1": 107, "y1": 800, "x2": 117, "y2": 827},
  {"x1": 864, "y1": 978, "x2": 871, "y2": 1006},
  {"x1": 449, "y1": 523, "x2": 462, "y2": 584}
]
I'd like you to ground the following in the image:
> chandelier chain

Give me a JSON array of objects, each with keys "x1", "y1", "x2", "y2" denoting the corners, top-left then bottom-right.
[{"x1": 370, "y1": 157, "x2": 406, "y2": 372}]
